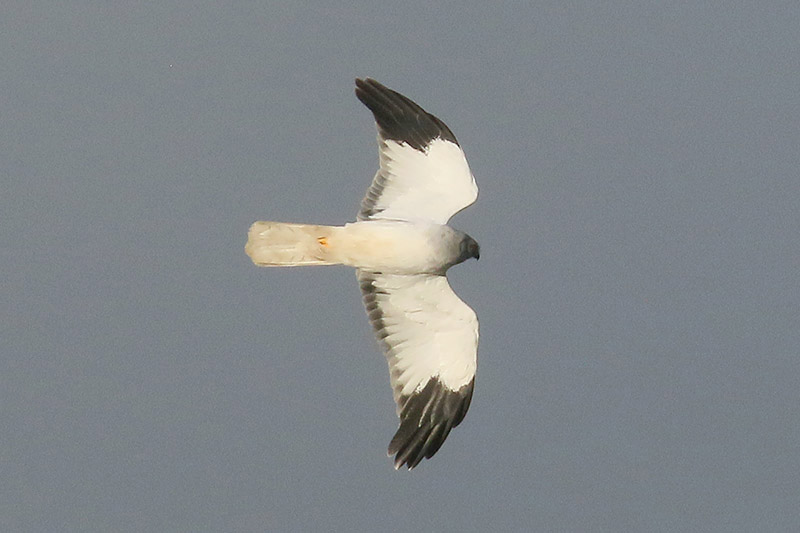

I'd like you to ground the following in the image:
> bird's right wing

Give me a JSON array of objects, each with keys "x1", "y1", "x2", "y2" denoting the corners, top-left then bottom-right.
[
  {"x1": 358, "y1": 271, "x2": 478, "y2": 469},
  {"x1": 355, "y1": 78, "x2": 478, "y2": 225}
]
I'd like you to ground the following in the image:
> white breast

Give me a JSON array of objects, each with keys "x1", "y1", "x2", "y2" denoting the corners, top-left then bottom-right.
[{"x1": 328, "y1": 220, "x2": 454, "y2": 274}]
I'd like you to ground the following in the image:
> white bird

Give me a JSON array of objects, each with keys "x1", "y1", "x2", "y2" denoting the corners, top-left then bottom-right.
[{"x1": 246, "y1": 78, "x2": 479, "y2": 469}]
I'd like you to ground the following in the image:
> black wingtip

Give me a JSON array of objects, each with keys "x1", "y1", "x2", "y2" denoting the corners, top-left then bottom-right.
[
  {"x1": 354, "y1": 78, "x2": 459, "y2": 152},
  {"x1": 388, "y1": 377, "x2": 475, "y2": 470}
]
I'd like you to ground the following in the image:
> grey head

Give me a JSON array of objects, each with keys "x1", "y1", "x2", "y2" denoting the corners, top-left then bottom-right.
[
  {"x1": 428, "y1": 225, "x2": 479, "y2": 273},
  {"x1": 458, "y1": 234, "x2": 480, "y2": 263}
]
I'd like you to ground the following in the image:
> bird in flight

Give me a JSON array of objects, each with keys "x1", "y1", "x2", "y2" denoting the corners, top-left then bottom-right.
[{"x1": 246, "y1": 78, "x2": 480, "y2": 469}]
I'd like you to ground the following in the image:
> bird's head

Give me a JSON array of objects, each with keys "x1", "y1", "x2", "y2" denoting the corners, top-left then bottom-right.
[{"x1": 459, "y1": 236, "x2": 480, "y2": 262}]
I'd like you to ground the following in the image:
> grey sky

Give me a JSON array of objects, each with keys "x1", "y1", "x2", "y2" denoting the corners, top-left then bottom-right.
[{"x1": 3, "y1": 2, "x2": 799, "y2": 531}]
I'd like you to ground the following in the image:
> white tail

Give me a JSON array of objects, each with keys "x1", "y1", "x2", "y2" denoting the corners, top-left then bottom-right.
[{"x1": 245, "y1": 222, "x2": 342, "y2": 267}]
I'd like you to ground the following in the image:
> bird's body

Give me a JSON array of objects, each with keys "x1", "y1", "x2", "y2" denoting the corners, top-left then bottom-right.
[
  {"x1": 247, "y1": 219, "x2": 473, "y2": 275},
  {"x1": 246, "y1": 78, "x2": 480, "y2": 469}
]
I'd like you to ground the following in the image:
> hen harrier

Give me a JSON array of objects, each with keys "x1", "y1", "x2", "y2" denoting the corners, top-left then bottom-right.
[{"x1": 246, "y1": 78, "x2": 479, "y2": 469}]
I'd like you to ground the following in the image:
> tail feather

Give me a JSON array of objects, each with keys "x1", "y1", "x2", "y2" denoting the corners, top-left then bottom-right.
[{"x1": 245, "y1": 222, "x2": 342, "y2": 267}]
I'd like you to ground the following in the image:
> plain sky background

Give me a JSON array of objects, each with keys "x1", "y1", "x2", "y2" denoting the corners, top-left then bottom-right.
[{"x1": 3, "y1": 2, "x2": 799, "y2": 531}]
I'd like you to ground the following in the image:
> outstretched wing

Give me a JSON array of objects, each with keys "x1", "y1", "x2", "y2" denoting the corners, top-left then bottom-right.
[
  {"x1": 358, "y1": 271, "x2": 478, "y2": 470},
  {"x1": 355, "y1": 78, "x2": 478, "y2": 225}
]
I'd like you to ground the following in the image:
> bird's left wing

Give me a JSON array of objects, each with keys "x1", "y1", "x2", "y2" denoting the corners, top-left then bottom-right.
[
  {"x1": 355, "y1": 78, "x2": 478, "y2": 225},
  {"x1": 358, "y1": 271, "x2": 478, "y2": 469}
]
